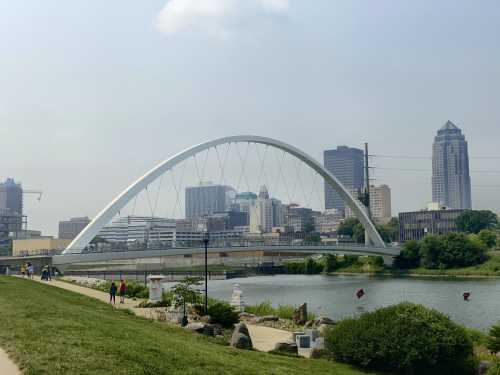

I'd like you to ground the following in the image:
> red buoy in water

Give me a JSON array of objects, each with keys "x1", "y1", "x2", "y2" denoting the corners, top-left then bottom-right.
[
  {"x1": 463, "y1": 291, "x2": 471, "y2": 301},
  {"x1": 356, "y1": 288, "x2": 365, "y2": 299}
]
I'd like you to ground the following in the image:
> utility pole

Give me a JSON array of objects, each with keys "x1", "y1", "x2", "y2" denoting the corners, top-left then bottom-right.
[{"x1": 364, "y1": 142, "x2": 372, "y2": 246}]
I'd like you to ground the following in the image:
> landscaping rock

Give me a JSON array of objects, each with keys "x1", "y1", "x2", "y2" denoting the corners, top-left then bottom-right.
[
  {"x1": 316, "y1": 317, "x2": 336, "y2": 326},
  {"x1": 304, "y1": 320, "x2": 314, "y2": 329},
  {"x1": 186, "y1": 322, "x2": 206, "y2": 333},
  {"x1": 230, "y1": 332, "x2": 253, "y2": 350},
  {"x1": 273, "y1": 341, "x2": 298, "y2": 355},
  {"x1": 233, "y1": 323, "x2": 250, "y2": 337},
  {"x1": 293, "y1": 303, "x2": 307, "y2": 325},
  {"x1": 477, "y1": 360, "x2": 491, "y2": 375},
  {"x1": 199, "y1": 315, "x2": 212, "y2": 323},
  {"x1": 257, "y1": 315, "x2": 279, "y2": 323},
  {"x1": 239, "y1": 312, "x2": 255, "y2": 320},
  {"x1": 496, "y1": 351, "x2": 500, "y2": 359},
  {"x1": 317, "y1": 324, "x2": 332, "y2": 336}
]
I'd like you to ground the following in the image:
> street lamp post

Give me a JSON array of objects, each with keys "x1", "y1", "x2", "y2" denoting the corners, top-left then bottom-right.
[{"x1": 203, "y1": 231, "x2": 209, "y2": 315}]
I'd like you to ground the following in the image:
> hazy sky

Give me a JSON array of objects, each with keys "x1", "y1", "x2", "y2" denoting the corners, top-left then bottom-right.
[{"x1": 1, "y1": 0, "x2": 500, "y2": 236}]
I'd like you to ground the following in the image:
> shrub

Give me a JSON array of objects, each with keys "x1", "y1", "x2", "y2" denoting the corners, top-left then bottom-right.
[
  {"x1": 207, "y1": 302, "x2": 239, "y2": 328},
  {"x1": 487, "y1": 360, "x2": 500, "y2": 375},
  {"x1": 487, "y1": 323, "x2": 500, "y2": 353},
  {"x1": 479, "y1": 229, "x2": 497, "y2": 249},
  {"x1": 394, "y1": 240, "x2": 421, "y2": 268},
  {"x1": 324, "y1": 302, "x2": 476, "y2": 374}
]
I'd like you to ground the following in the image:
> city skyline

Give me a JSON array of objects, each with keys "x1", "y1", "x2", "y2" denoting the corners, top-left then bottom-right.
[{"x1": 1, "y1": 1, "x2": 500, "y2": 236}]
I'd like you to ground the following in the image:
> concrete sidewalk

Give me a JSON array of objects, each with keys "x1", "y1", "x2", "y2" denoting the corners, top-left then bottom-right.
[{"x1": 0, "y1": 348, "x2": 20, "y2": 375}]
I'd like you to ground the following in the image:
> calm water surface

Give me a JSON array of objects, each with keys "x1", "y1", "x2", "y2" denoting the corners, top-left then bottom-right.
[{"x1": 205, "y1": 274, "x2": 500, "y2": 331}]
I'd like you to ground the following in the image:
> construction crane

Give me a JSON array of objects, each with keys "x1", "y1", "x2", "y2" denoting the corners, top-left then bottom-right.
[{"x1": 23, "y1": 190, "x2": 43, "y2": 202}]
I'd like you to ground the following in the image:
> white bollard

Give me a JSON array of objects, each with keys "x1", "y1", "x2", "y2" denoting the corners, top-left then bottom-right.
[{"x1": 147, "y1": 275, "x2": 165, "y2": 302}]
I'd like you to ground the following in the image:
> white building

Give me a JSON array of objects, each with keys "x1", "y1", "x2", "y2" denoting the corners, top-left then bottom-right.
[
  {"x1": 345, "y1": 185, "x2": 392, "y2": 224},
  {"x1": 249, "y1": 186, "x2": 275, "y2": 233}
]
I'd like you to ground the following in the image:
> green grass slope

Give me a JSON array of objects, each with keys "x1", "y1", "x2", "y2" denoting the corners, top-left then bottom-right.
[{"x1": 0, "y1": 276, "x2": 370, "y2": 375}]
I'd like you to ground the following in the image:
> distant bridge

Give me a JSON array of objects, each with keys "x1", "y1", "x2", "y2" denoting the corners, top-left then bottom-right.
[{"x1": 53, "y1": 243, "x2": 400, "y2": 267}]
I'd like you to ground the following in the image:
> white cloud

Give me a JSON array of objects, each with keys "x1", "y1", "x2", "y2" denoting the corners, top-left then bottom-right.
[{"x1": 155, "y1": 0, "x2": 288, "y2": 37}]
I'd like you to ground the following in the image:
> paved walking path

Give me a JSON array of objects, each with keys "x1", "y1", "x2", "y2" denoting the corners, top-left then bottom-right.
[
  {"x1": 0, "y1": 348, "x2": 21, "y2": 375},
  {"x1": 29, "y1": 276, "x2": 293, "y2": 352}
]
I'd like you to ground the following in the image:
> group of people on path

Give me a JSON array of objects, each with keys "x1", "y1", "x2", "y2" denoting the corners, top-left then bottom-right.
[
  {"x1": 109, "y1": 280, "x2": 127, "y2": 305},
  {"x1": 20, "y1": 262, "x2": 34, "y2": 279}
]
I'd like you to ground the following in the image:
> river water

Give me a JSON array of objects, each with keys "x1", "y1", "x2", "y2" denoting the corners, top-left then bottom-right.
[{"x1": 206, "y1": 274, "x2": 500, "y2": 331}]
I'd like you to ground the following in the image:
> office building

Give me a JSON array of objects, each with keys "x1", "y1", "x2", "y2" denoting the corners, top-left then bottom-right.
[
  {"x1": 97, "y1": 216, "x2": 176, "y2": 244},
  {"x1": 249, "y1": 186, "x2": 274, "y2": 233},
  {"x1": 284, "y1": 204, "x2": 317, "y2": 232},
  {"x1": 399, "y1": 207, "x2": 464, "y2": 242},
  {"x1": 432, "y1": 121, "x2": 472, "y2": 209},
  {"x1": 58, "y1": 217, "x2": 91, "y2": 240},
  {"x1": 324, "y1": 146, "x2": 364, "y2": 214},
  {"x1": 185, "y1": 183, "x2": 235, "y2": 219},
  {"x1": 314, "y1": 209, "x2": 343, "y2": 233},
  {"x1": 344, "y1": 185, "x2": 392, "y2": 224},
  {"x1": 0, "y1": 178, "x2": 23, "y2": 216}
]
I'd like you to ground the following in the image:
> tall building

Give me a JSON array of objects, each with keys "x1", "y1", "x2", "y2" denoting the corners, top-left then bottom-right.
[
  {"x1": 98, "y1": 216, "x2": 176, "y2": 244},
  {"x1": 345, "y1": 184, "x2": 392, "y2": 224},
  {"x1": 432, "y1": 121, "x2": 472, "y2": 209},
  {"x1": 0, "y1": 178, "x2": 23, "y2": 216},
  {"x1": 58, "y1": 217, "x2": 91, "y2": 240},
  {"x1": 185, "y1": 183, "x2": 235, "y2": 219},
  {"x1": 324, "y1": 146, "x2": 364, "y2": 214},
  {"x1": 249, "y1": 186, "x2": 274, "y2": 233}
]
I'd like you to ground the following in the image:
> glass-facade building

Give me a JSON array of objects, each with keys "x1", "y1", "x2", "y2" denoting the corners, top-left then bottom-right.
[{"x1": 432, "y1": 121, "x2": 472, "y2": 209}]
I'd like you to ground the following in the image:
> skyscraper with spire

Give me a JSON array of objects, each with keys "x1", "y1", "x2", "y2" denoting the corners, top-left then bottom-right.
[{"x1": 432, "y1": 121, "x2": 472, "y2": 209}]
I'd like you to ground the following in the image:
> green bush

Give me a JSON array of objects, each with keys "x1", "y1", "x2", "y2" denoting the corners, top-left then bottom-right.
[
  {"x1": 206, "y1": 302, "x2": 239, "y2": 328},
  {"x1": 487, "y1": 323, "x2": 500, "y2": 353},
  {"x1": 487, "y1": 360, "x2": 500, "y2": 375},
  {"x1": 283, "y1": 258, "x2": 323, "y2": 274},
  {"x1": 245, "y1": 301, "x2": 316, "y2": 321},
  {"x1": 324, "y1": 302, "x2": 476, "y2": 374}
]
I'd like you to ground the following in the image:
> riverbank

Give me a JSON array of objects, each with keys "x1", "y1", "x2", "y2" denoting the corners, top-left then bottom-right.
[{"x1": 0, "y1": 276, "x2": 368, "y2": 374}]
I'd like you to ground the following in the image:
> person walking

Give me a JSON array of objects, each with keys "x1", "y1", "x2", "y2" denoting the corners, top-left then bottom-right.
[
  {"x1": 20, "y1": 263, "x2": 26, "y2": 277},
  {"x1": 119, "y1": 280, "x2": 126, "y2": 304},
  {"x1": 109, "y1": 282, "x2": 117, "y2": 305},
  {"x1": 27, "y1": 263, "x2": 34, "y2": 280}
]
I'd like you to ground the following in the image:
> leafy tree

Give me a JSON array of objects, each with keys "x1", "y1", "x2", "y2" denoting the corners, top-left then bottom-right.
[
  {"x1": 456, "y1": 210, "x2": 498, "y2": 234},
  {"x1": 419, "y1": 235, "x2": 445, "y2": 269},
  {"x1": 323, "y1": 254, "x2": 338, "y2": 273},
  {"x1": 305, "y1": 232, "x2": 321, "y2": 244},
  {"x1": 171, "y1": 277, "x2": 203, "y2": 325},
  {"x1": 352, "y1": 223, "x2": 365, "y2": 243},
  {"x1": 487, "y1": 323, "x2": 500, "y2": 353},
  {"x1": 478, "y1": 229, "x2": 497, "y2": 249},
  {"x1": 337, "y1": 217, "x2": 360, "y2": 237},
  {"x1": 394, "y1": 240, "x2": 421, "y2": 269}
]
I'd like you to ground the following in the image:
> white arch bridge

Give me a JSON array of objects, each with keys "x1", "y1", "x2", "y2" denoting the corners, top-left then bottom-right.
[{"x1": 60, "y1": 135, "x2": 400, "y2": 264}]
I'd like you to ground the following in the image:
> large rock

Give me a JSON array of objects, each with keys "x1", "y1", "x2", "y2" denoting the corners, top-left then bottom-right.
[
  {"x1": 316, "y1": 317, "x2": 336, "y2": 326},
  {"x1": 273, "y1": 341, "x2": 298, "y2": 355},
  {"x1": 186, "y1": 322, "x2": 215, "y2": 336},
  {"x1": 230, "y1": 332, "x2": 253, "y2": 350},
  {"x1": 239, "y1": 312, "x2": 255, "y2": 320},
  {"x1": 293, "y1": 303, "x2": 307, "y2": 325},
  {"x1": 477, "y1": 360, "x2": 491, "y2": 375},
  {"x1": 317, "y1": 324, "x2": 332, "y2": 336},
  {"x1": 186, "y1": 322, "x2": 206, "y2": 333},
  {"x1": 233, "y1": 323, "x2": 250, "y2": 337},
  {"x1": 257, "y1": 315, "x2": 279, "y2": 323},
  {"x1": 304, "y1": 320, "x2": 315, "y2": 329}
]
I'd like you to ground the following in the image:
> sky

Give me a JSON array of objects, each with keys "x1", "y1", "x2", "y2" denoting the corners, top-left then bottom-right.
[{"x1": 1, "y1": 0, "x2": 499, "y2": 236}]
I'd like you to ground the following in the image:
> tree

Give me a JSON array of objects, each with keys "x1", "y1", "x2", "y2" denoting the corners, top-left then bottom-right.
[
  {"x1": 337, "y1": 217, "x2": 360, "y2": 237},
  {"x1": 352, "y1": 223, "x2": 365, "y2": 244},
  {"x1": 419, "y1": 235, "x2": 445, "y2": 269},
  {"x1": 456, "y1": 210, "x2": 498, "y2": 234},
  {"x1": 478, "y1": 229, "x2": 497, "y2": 249},
  {"x1": 323, "y1": 254, "x2": 338, "y2": 273},
  {"x1": 171, "y1": 277, "x2": 203, "y2": 326},
  {"x1": 394, "y1": 240, "x2": 421, "y2": 269}
]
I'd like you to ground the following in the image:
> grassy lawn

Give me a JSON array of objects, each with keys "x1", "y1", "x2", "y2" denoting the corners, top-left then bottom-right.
[{"x1": 0, "y1": 276, "x2": 371, "y2": 375}]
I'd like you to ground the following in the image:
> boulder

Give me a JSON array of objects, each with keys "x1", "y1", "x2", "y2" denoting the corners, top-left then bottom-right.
[
  {"x1": 199, "y1": 315, "x2": 212, "y2": 323},
  {"x1": 477, "y1": 360, "x2": 491, "y2": 375},
  {"x1": 239, "y1": 312, "x2": 255, "y2": 320},
  {"x1": 316, "y1": 317, "x2": 336, "y2": 326},
  {"x1": 233, "y1": 323, "x2": 250, "y2": 337},
  {"x1": 186, "y1": 322, "x2": 206, "y2": 333},
  {"x1": 317, "y1": 324, "x2": 332, "y2": 336},
  {"x1": 273, "y1": 341, "x2": 298, "y2": 355},
  {"x1": 293, "y1": 303, "x2": 307, "y2": 325},
  {"x1": 304, "y1": 320, "x2": 314, "y2": 329},
  {"x1": 257, "y1": 315, "x2": 280, "y2": 323},
  {"x1": 230, "y1": 332, "x2": 253, "y2": 350}
]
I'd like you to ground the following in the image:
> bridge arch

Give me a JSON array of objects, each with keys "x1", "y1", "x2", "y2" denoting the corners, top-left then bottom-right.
[{"x1": 64, "y1": 135, "x2": 385, "y2": 254}]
